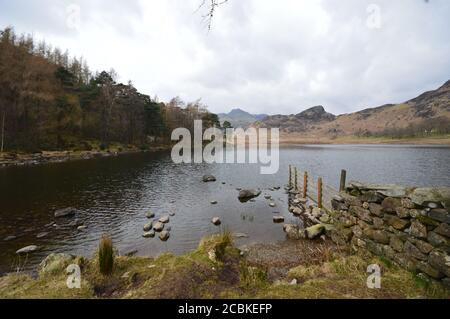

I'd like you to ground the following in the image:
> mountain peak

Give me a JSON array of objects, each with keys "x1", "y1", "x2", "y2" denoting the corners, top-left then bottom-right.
[{"x1": 296, "y1": 105, "x2": 336, "y2": 122}]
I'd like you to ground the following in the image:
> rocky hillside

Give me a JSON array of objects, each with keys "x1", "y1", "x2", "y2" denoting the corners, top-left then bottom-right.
[
  {"x1": 219, "y1": 108, "x2": 268, "y2": 128},
  {"x1": 254, "y1": 80, "x2": 450, "y2": 140}
]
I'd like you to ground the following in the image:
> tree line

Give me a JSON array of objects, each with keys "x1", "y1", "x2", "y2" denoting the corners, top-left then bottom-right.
[{"x1": 0, "y1": 27, "x2": 220, "y2": 153}]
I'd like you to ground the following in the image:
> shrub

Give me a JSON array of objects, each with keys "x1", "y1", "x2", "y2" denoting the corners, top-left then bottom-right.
[{"x1": 98, "y1": 235, "x2": 114, "y2": 276}]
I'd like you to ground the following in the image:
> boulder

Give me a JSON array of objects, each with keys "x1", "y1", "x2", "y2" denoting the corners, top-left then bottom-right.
[
  {"x1": 291, "y1": 207, "x2": 305, "y2": 216},
  {"x1": 153, "y1": 222, "x2": 165, "y2": 232},
  {"x1": 273, "y1": 216, "x2": 285, "y2": 223},
  {"x1": 212, "y1": 217, "x2": 222, "y2": 226},
  {"x1": 146, "y1": 211, "x2": 155, "y2": 219},
  {"x1": 269, "y1": 202, "x2": 277, "y2": 208},
  {"x1": 143, "y1": 231, "x2": 155, "y2": 238},
  {"x1": 159, "y1": 216, "x2": 170, "y2": 224},
  {"x1": 363, "y1": 228, "x2": 390, "y2": 245},
  {"x1": 54, "y1": 207, "x2": 80, "y2": 218},
  {"x1": 210, "y1": 200, "x2": 218, "y2": 205},
  {"x1": 202, "y1": 175, "x2": 216, "y2": 183},
  {"x1": 16, "y1": 245, "x2": 39, "y2": 254},
  {"x1": 159, "y1": 231, "x2": 170, "y2": 242},
  {"x1": 238, "y1": 189, "x2": 261, "y2": 202},
  {"x1": 143, "y1": 223, "x2": 153, "y2": 232},
  {"x1": 283, "y1": 224, "x2": 304, "y2": 240},
  {"x1": 306, "y1": 224, "x2": 325, "y2": 239}
]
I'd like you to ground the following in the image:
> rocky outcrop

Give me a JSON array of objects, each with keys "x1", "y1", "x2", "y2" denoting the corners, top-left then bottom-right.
[{"x1": 238, "y1": 189, "x2": 261, "y2": 202}]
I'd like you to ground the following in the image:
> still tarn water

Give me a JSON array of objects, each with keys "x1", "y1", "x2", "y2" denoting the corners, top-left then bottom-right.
[{"x1": 0, "y1": 145, "x2": 449, "y2": 274}]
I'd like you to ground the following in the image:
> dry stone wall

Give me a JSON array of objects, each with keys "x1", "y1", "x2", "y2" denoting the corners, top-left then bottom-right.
[{"x1": 329, "y1": 182, "x2": 450, "y2": 288}]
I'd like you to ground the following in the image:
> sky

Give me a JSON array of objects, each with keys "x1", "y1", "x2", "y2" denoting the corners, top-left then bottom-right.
[{"x1": 1, "y1": 0, "x2": 449, "y2": 115}]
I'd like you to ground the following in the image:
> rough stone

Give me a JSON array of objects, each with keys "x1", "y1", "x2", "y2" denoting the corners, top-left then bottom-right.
[
  {"x1": 363, "y1": 228, "x2": 390, "y2": 245},
  {"x1": 390, "y1": 236, "x2": 404, "y2": 252},
  {"x1": 202, "y1": 175, "x2": 216, "y2": 183},
  {"x1": 428, "y1": 209, "x2": 450, "y2": 224},
  {"x1": 435, "y1": 223, "x2": 450, "y2": 238},
  {"x1": 368, "y1": 203, "x2": 384, "y2": 217},
  {"x1": 292, "y1": 207, "x2": 305, "y2": 216},
  {"x1": 146, "y1": 211, "x2": 155, "y2": 219},
  {"x1": 350, "y1": 206, "x2": 372, "y2": 224},
  {"x1": 427, "y1": 232, "x2": 450, "y2": 253},
  {"x1": 211, "y1": 217, "x2": 222, "y2": 226},
  {"x1": 238, "y1": 189, "x2": 262, "y2": 202},
  {"x1": 396, "y1": 207, "x2": 410, "y2": 219},
  {"x1": 306, "y1": 224, "x2": 325, "y2": 239},
  {"x1": 384, "y1": 214, "x2": 410, "y2": 230},
  {"x1": 39, "y1": 253, "x2": 77, "y2": 275},
  {"x1": 428, "y1": 251, "x2": 450, "y2": 277},
  {"x1": 409, "y1": 239, "x2": 434, "y2": 255},
  {"x1": 332, "y1": 199, "x2": 349, "y2": 211},
  {"x1": 410, "y1": 187, "x2": 450, "y2": 209},
  {"x1": 143, "y1": 231, "x2": 155, "y2": 238},
  {"x1": 373, "y1": 217, "x2": 384, "y2": 230},
  {"x1": 381, "y1": 197, "x2": 402, "y2": 213},
  {"x1": 153, "y1": 222, "x2": 165, "y2": 232},
  {"x1": 159, "y1": 231, "x2": 170, "y2": 242},
  {"x1": 143, "y1": 223, "x2": 153, "y2": 232},
  {"x1": 159, "y1": 216, "x2": 170, "y2": 224},
  {"x1": 404, "y1": 241, "x2": 428, "y2": 261},
  {"x1": 16, "y1": 245, "x2": 39, "y2": 254},
  {"x1": 54, "y1": 207, "x2": 80, "y2": 218},
  {"x1": 359, "y1": 191, "x2": 385, "y2": 204},
  {"x1": 401, "y1": 198, "x2": 416, "y2": 209},
  {"x1": 416, "y1": 262, "x2": 444, "y2": 279},
  {"x1": 409, "y1": 220, "x2": 428, "y2": 239},
  {"x1": 273, "y1": 216, "x2": 285, "y2": 223},
  {"x1": 283, "y1": 224, "x2": 305, "y2": 240}
]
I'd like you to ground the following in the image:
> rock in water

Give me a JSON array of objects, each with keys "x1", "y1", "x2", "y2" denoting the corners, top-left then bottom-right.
[
  {"x1": 306, "y1": 224, "x2": 325, "y2": 239},
  {"x1": 4, "y1": 236, "x2": 17, "y2": 241},
  {"x1": 269, "y1": 202, "x2": 277, "y2": 208},
  {"x1": 146, "y1": 211, "x2": 155, "y2": 219},
  {"x1": 159, "y1": 231, "x2": 170, "y2": 241},
  {"x1": 212, "y1": 217, "x2": 222, "y2": 226},
  {"x1": 273, "y1": 216, "x2": 285, "y2": 223},
  {"x1": 202, "y1": 175, "x2": 216, "y2": 183},
  {"x1": 143, "y1": 231, "x2": 155, "y2": 238},
  {"x1": 54, "y1": 207, "x2": 80, "y2": 218},
  {"x1": 143, "y1": 223, "x2": 153, "y2": 232},
  {"x1": 238, "y1": 189, "x2": 262, "y2": 202},
  {"x1": 153, "y1": 222, "x2": 165, "y2": 232},
  {"x1": 36, "y1": 232, "x2": 49, "y2": 239},
  {"x1": 211, "y1": 200, "x2": 218, "y2": 205},
  {"x1": 159, "y1": 216, "x2": 170, "y2": 224},
  {"x1": 16, "y1": 245, "x2": 39, "y2": 254}
]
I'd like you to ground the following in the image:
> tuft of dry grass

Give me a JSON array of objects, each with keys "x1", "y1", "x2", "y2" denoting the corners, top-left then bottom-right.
[{"x1": 98, "y1": 235, "x2": 114, "y2": 276}]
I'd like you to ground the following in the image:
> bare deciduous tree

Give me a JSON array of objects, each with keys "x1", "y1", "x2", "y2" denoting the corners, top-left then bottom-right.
[{"x1": 197, "y1": 0, "x2": 229, "y2": 30}]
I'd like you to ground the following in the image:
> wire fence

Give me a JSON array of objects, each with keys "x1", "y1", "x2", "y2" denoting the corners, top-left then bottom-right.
[{"x1": 288, "y1": 165, "x2": 346, "y2": 212}]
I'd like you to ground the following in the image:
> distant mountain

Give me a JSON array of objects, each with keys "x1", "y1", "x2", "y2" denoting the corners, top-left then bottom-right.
[
  {"x1": 218, "y1": 108, "x2": 268, "y2": 128},
  {"x1": 254, "y1": 80, "x2": 450, "y2": 139}
]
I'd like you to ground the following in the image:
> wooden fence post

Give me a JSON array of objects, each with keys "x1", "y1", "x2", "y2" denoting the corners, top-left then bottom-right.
[
  {"x1": 294, "y1": 167, "x2": 298, "y2": 191},
  {"x1": 303, "y1": 172, "x2": 308, "y2": 198},
  {"x1": 288, "y1": 165, "x2": 292, "y2": 189},
  {"x1": 339, "y1": 169, "x2": 347, "y2": 192},
  {"x1": 318, "y1": 177, "x2": 323, "y2": 209}
]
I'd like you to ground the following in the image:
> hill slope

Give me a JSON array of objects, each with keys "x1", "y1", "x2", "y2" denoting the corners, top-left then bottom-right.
[{"x1": 254, "y1": 80, "x2": 450, "y2": 141}]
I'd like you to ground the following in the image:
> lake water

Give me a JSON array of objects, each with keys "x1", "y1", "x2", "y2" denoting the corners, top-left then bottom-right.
[{"x1": 1, "y1": 145, "x2": 450, "y2": 274}]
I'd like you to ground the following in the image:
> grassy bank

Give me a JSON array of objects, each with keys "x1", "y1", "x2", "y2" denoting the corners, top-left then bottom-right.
[{"x1": 1, "y1": 233, "x2": 449, "y2": 299}]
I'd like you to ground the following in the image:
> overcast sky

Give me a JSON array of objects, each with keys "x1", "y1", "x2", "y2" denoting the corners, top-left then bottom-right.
[{"x1": 1, "y1": 0, "x2": 449, "y2": 115}]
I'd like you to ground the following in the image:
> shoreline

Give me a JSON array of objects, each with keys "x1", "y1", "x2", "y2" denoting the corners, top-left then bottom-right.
[{"x1": 0, "y1": 145, "x2": 172, "y2": 169}]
